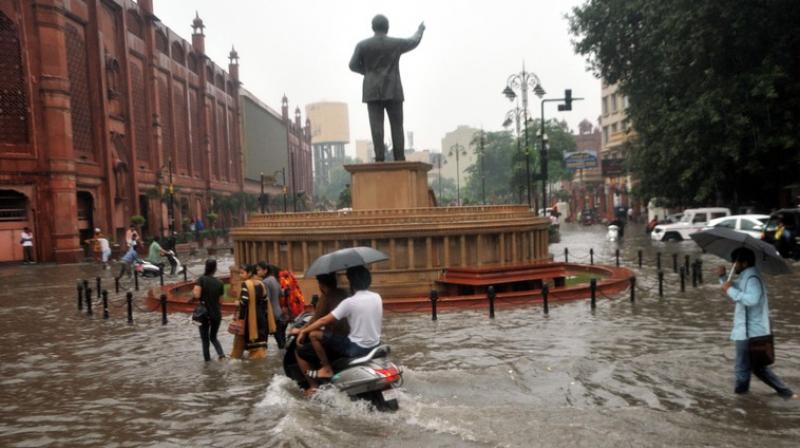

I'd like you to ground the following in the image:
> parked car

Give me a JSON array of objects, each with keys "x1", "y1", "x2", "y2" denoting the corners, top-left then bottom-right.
[
  {"x1": 651, "y1": 207, "x2": 731, "y2": 241},
  {"x1": 762, "y1": 208, "x2": 800, "y2": 259},
  {"x1": 704, "y1": 214, "x2": 769, "y2": 239},
  {"x1": 665, "y1": 213, "x2": 683, "y2": 224}
]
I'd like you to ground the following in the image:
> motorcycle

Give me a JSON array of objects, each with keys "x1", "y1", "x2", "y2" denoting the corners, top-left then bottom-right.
[
  {"x1": 134, "y1": 250, "x2": 184, "y2": 278},
  {"x1": 282, "y1": 313, "x2": 403, "y2": 412}
]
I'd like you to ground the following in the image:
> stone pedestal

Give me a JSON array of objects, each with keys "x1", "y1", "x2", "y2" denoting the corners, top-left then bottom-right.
[{"x1": 345, "y1": 162, "x2": 432, "y2": 210}]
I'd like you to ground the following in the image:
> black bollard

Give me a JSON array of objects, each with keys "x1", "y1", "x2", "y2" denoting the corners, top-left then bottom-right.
[
  {"x1": 590, "y1": 279, "x2": 597, "y2": 310},
  {"x1": 638, "y1": 250, "x2": 643, "y2": 268},
  {"x1": 429, "y1": 290, "x2": 438, "y2": 321},
  {"x1": 672, "y1": 253, "x2": 678, "y2": 273},
  {"x1": 102, "y1": 289, "x2": 109, "y2": 319},
  {"x1": 85, "y1": 287, "x2": 93, "y2": 316},
  {"x1": 697, "y1": 260, "x2": 703, "y2": 284},
  {"x1": 160, "y1": 293, "x2": 168, "y2": 325},
  {"x1": 590, "y1": 248, "x2": 594, "y2": 265},
  {"x1": 542, "y1": 284, "x2": 549, "y2": 315},
  {"x1": 684, "y1": 255, "x2": 690, "y2": 274},
  {"x1": 115, "y1": 277, "x2": 119, "y2": 294},
  {"x1": 96, "y1": 276, "x2": 101, "y2": 296},
  {"x1": 679, "y1": 266, "x2": 686, "y2": 292},
  {"x1": 77, "y1": 283, "x2": 84, "y2": 311},
  {"x1": 126, "y1": 292, "x2": 133, "y2": 324},
  {"x1": 615, "y1": 249, "x2": 620, "y2": 267},
  {"x1": 658, "y1": 271, "x2": 664, "y2": 298},
  {"x1": 488, "y1": 286, "x2": 496, "y2": 319},
  {"x1": 134, "y1": 269, "x2": 139, "y2": 291},
  {"x1": 183, "y1": 267, "x2": 188, "y2": 282},
  {"x1": 630, "y1": 276, "x2": 636, "y2": 303},
  {"x1": 564, "y1": 247, "x2": 569, "y2": 263},
  {"x1": 657, "y1": 252, "x2": 662, "y2": 271},
  {"x1": 311, "y1": 294, "x2": 319, "y2": 309},
  {"x1": 159, "y1": 267, "x2": 164, "y2": 286}
]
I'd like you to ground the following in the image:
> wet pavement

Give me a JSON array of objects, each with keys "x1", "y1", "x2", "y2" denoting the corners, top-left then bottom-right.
[{"x1": 1, "y1": 223, "x2": 799, "y2": 447}]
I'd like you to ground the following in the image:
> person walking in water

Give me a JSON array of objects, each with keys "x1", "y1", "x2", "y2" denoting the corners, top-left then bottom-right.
[
  {"x1": 20, "y1": 227, "x2": 34, "y2": 264},
  {"x1": 193, "y1": 259, "x2": 225, "y2": 362},
  {"x1": 230, "y1": 264, "x2": 275, "y2": 360},
  {"x1": 716, "y1": 247, "x2": 798, "y2": 399}
]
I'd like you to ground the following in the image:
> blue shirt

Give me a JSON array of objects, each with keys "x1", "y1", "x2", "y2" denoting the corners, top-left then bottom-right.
[
  {"x1": 121, "y1": 247, "x2": 138, "y2": 264},
  {"x1": 722, "y1": 267, "x2": 771, "y2": 341}
]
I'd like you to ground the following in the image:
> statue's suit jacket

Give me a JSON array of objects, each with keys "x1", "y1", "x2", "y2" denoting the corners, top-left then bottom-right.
[{"x1": 349, "y1": 33, "x2": 422, "y2": 103}]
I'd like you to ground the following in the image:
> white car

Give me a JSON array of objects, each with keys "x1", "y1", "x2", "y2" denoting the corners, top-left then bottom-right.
[
  {"x1": 704, "y1": 214, "x2": 769, "y2": 239},
  {"x1": 651, "y1": 207, "x2": 731, "y2": 241}
]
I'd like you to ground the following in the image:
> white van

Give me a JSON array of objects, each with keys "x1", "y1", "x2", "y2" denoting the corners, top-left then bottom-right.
[{"x1": 651, "y1": 207, "x2": 731, "y2": 241}]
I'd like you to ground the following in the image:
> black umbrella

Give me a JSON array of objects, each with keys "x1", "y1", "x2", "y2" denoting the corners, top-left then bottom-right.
[
  {"x1": 305, "y1": 246, "x2": 389, "y2": 277},
  {"x1": 690, "y1": 227, "x2": 790, "y2": 276}
]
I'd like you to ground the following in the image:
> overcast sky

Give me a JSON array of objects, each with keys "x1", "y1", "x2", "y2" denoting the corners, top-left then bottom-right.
[{"x1": 156, "y1": 0, "x2": 600, "y2": 155}]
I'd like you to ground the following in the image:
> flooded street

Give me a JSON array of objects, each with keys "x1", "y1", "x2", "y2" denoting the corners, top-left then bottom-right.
[{"x1": 1, "y1": 223, "x2": 799, "y2": 447}]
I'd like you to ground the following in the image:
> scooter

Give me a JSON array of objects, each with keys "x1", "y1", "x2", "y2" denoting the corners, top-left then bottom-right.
[
  {"x1": 607, "y1": 224, "x2": 620, "y2": 242},
  {"x1": 283, "y1": 313, "x2": 403, "y2": 412},
  {"x1": 135, "y1": 250, "x2": 184, "y2": 278}
]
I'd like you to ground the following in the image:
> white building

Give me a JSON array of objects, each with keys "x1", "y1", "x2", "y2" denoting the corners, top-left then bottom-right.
[{"x1": 440, "y1": 125, "x2": 479, "y2": 185}]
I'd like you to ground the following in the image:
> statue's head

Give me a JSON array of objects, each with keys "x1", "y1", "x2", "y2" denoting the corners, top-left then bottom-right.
[{"x1": 371, "y1": 14, "x2": 389, "y2": 33}]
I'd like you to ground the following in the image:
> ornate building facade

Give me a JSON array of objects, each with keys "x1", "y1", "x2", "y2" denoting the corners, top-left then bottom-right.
[{"x1": 0, "y1": 0, "x2": 246, "y2": 262}]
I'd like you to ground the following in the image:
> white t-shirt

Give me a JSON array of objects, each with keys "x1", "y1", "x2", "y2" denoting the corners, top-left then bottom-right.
[
  {"x1": 98, "y1": 238, "x2": 110, "y2": 253},
  {"x1": 21, "y1": 231, "x2": 33, "y2": 247},
  {"x1": 331, "y1": 290, "x2": 383, "y2": 348}
]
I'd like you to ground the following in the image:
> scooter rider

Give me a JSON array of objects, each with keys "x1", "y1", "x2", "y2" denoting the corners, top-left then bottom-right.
[{"x1": 297, "y1": 265, "x2": 382, "y2": 388}]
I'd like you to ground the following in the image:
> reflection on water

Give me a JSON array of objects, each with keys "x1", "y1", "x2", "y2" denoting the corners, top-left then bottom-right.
[{"x1": 1, "y1": 224, "x2": 799, "y2": 447}]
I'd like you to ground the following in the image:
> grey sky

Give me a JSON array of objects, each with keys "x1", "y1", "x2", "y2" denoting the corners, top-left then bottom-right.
[{"x1": 156, "y1": 0, "x2": 600, "y2": 155}]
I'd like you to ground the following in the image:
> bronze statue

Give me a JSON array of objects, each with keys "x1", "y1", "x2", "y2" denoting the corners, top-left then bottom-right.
[{"x1": 349, "y1": 15, "x2": 425, "y2": 162}]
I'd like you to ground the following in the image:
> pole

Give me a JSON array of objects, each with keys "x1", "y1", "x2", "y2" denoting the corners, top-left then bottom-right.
[
  {"x1": 480, "y1": 130, "x2": 486, "y2": 204},
  {"x1": 134, "y1": 268, "x2": 139, "y2": 291},
  {"x1": 85, "y1": 287, "x2": 93, "y2": 316},
  {"x1": 115, "y1": 277, "x2": 119, "y2": 294},
  {"x1": 523, "y1": 100, "x2": 531, "y2": 208},
  {"x1": 542, "y1": 284, "x2": 549, "y2": 315},
  {"x1": 638, "y1": 250, "x2": 643, "y2": 268},
  {"x1": 96, "y1": 276, "x2": 101, "y2": 296},
  {"x1": 168, "y1": 158, "x2": 174, "y2": 236},
  {"x1": 590, "y1": 278, "x2": 596, "y2": 310},
  {"x1": 282, "y1": 168, "x2": 287, "y2": 213},
  {"x1": 684, "y1": 255, "x2": 690, "y2": 274},
  {"x1": 540, "y1": 98, "x2": 546, "y2": 215},
  {"x1": 437, "y1": 156, "x2": 443, "y2": 201},
  {"x1": 564, "y1": 247, "x2": 569, "y2": 263},
  {"x1": 126, "y1": 292, "x2": 133, "y2": 324},
  {"x1": 183, "y1": 267, "x2": 188, "y2": 283},
  {"x1": 102, "y1": 289, "x2": 109, "y2": 319},
  {"x1": 658, "y1": 271, "x2": 664, "y2": 298},
  {"x1": 160, "y1": 293, "x2": 168, "y2": 325},
  {"x1": 615, "y1": 249, "x2": 620, "y2": 267},
  {"x1": 657, "y1": 252, "x2": 662, "y2": 271},
  {"x1": 77, "y1": 283, "x2": 84, "y2": 311},
  {"x1": 630, "y1": 277, "x2": 636, "y2": 302},
  {"x1": 159, "y1": 266, "x2": 164, "y2": 286},
  {"x1": 515, "y1": 110, "x2": 523, "y2": 204},
  {"x1": 260, "y1": 172, "x2": 265, "y2": 214},
  {"x1": 290, "y1": 152, "x2": 297, "y2": 212},
  {"x1": 430, "y1": 290, "x2": 438, "y2": 321},
  {"x1": 679, "y1": 266, "x2": 686, "y2": 292},
  {"x1": 590, "y1": 248, "x2": 594, "y2": 265},
  {"x1": 487, "y1": 286, "x2": 496, "y2": 319},
  {"x1": 672, "y1": 253, "x2": 678, "y2": 273}
]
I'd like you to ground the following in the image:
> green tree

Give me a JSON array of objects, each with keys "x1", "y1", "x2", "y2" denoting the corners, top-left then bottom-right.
[
  {"x1": 314, "y1": 157, "x2": 357, "y2": 210},
  {"x1": 569, "y1": 0, "x2": 800, "y2": 207}
]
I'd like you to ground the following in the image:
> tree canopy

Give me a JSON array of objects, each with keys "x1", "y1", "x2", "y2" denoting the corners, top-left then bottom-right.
[{"x1": 569, "y1": 0, "x2": 800, "y2": 207}]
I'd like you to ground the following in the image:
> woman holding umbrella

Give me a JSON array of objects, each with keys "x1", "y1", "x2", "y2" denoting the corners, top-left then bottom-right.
[{"x1": 715, "y1": 248, "x2": 797, "y2": 399}]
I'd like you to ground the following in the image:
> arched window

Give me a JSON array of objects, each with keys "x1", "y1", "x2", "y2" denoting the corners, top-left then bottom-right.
[
  {"x1": 155, "y1": 30, "x2": 168, "y2": 54},
  {"x1": 0, "y1": 12, "x2": 29, "y2": 145},
  {"x1": 170, "y1": 41, "x2": 185, "y2": 65},
  {"x1": 126, "y1": 9, "x2": 143, "y2": 38}
]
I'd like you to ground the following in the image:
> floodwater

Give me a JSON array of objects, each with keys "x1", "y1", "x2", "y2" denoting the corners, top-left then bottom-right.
[{"x1": 1, "y1": 223, "x2": 799, "y2": 447}]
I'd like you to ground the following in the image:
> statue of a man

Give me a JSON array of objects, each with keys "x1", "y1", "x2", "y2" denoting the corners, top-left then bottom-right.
[{"x1": 349, "y1": 15, "x2": 425, "y2": 162}]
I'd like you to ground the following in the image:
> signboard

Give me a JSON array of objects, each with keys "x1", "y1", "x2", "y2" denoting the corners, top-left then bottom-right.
[
  {"x1": 601, "y1": 158, "x2": 626, "y2": 177},
  {"x1": 564, "y1": 151, "x2": 598, "y2": 170}
]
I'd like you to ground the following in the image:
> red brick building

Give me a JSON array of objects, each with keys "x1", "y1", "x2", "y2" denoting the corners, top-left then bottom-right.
[{"x1": 0, "y1": 0, "x2": 258, "y2": 262}]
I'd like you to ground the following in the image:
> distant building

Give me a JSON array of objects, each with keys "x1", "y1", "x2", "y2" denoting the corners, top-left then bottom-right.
[
  {"x1": 440, "y1": 125, "x2": 480, "y2": 185},
  {"x1": 355, "y1": 140, "x2": 374, "y2": 163},
  {"x1": 566, "y1": 120, "x2": 603, "y2": 219},
  {"x1": 599, "y1": 81, "x2": 639, "y2": 220},
  {"x1": 283, "y1": 97, "x2": 313, "y2": 209},
  {"x1": 241, "y1": 90, "x2": 311, "y2": 211},
  {"x1": 306, "y1": 102, "x2": 350, "y2": 189}
]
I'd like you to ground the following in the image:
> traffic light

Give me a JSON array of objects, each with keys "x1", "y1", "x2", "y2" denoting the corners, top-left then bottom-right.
[{"x1": 558, "y1": 89, "x2": 573, "y2": 111}]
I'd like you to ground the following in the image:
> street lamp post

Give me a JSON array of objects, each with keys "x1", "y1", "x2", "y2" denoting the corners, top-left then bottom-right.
[
  {"x1": 540, "y1": 89, "x2": 582, "y2": 215},
  {"x1": 447, "y1": 143, "x2": 467, "y2": 206},
  {"x1": 503, "y1": 105, "x2": 524, "y2": 203},
  {"x1": 167, "y1": 158, "x2": 174, "y2": 236},
  {"x1": 502, "y1": 64, "x2": 545, "y2": 209},
  {"x1": 259, "y1": 172, "x2": 265, "y2": 213},
  {"x1": 436, "y1": 153, "x2": 443, "y2": 202},
  {"x1": 478, "y1": 129, "x2": 486, "y2": 205}
]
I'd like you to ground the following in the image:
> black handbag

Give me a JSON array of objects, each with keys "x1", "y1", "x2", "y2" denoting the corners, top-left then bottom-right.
[
  {"x1": 745, "y1": 277, "x2": 774, "y2": 368},
  {"x1": 192, "y1": 302, "x2": 208, "y2": 325}
]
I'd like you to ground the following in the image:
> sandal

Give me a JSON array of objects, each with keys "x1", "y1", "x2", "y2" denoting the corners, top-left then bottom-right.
[{"x1": 305, "y1": 369, "x2": 333, "y2": 380}]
